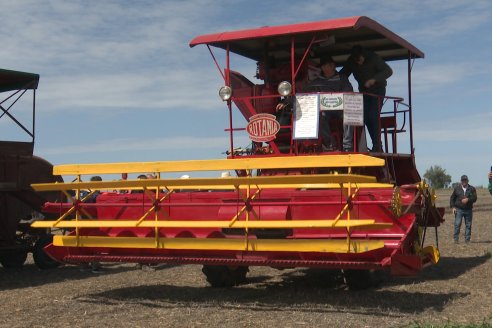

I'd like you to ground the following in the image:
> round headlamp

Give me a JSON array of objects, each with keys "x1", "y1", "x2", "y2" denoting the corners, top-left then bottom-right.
[
  {"x1": 277, "y1": 81, "x2": 292, "y2": 96},
  {"x1": 219, "y1": 86, "x2": 232, "y2": 101}
]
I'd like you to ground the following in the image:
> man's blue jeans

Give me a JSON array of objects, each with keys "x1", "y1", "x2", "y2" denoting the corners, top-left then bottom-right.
[{"x1": 454, "y1": 208, "x2": 473, "y2": 242}]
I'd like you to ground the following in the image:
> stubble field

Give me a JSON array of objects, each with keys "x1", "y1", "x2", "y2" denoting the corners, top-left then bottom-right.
[{"x1": 1, "y1": 189, "x2": 491, "y2": 328}]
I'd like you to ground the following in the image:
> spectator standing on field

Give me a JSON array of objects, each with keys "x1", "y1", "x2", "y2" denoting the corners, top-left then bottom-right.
[
  {"x1": 488, "y1": 171, "x2": 492, "y2": 196},
  {"x1": 450, "y1": 175, "x2": 477, "y2": 244}
]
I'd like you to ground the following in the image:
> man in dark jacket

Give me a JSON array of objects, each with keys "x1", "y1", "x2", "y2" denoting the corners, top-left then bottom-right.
[
  {"x1": 305, "y1": 56, "x2": 354, "y2": 151},
  {"x1": 340, "y1": 45, "x2": 392, "y2": 152},
  {"x1": 276, "y1": 56, "x2": 354, "y2": 151},
  {"x1": 450, "y1": 175, "x2": 477, "y2": 243}
]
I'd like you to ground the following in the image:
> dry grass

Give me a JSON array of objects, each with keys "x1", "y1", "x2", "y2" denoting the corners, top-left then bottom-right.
[{"x1": 1, "y1": 189, "x2": 491, "y2": 328}]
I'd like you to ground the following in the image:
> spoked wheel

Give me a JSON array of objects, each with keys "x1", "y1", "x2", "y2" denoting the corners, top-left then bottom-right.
[
  {"x1": 343, "y1": 269, "x2": 384, "y2": 290},
  {"x1": 0, "y1": 250, "x2": 28, "y2": 269},
  {"x1": 33, "y1": 234, "x2": 61, "y2": 269},
  {"x1": 202, "y1": 265, "x2": 249, "y2": 287}
]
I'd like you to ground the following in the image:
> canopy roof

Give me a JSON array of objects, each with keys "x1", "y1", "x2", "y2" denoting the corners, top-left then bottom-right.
[
  {"x1": 190, "y1": 16, "x2": 424, "y2": 63},
  {"x1": 0, "y1": 69, "x2": 39, "y2": 93}
]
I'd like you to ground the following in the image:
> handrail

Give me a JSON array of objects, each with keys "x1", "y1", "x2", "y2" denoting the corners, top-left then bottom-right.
[{"x1": 229, "y1": 91, "x2": 412, "y2": 155}]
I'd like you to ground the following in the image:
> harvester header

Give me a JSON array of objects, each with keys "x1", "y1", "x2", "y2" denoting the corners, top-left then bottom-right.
[{"x1": 30, "y1": 16, "x2": 443, "y2": 289}]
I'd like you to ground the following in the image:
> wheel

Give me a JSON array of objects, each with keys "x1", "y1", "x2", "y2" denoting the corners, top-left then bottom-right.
[
  {"x1": 202, "y1": 265, "x2": 249, "y2": 287},
  {"x1": 33, "y1": 234, "x2": 61, "y2": 269},
  {"x1": 0, "y1": 250, "x2": 28, "y2": 269},
  {"x1": 343, "y1": 269, "x2": 384, "y2": 290}
]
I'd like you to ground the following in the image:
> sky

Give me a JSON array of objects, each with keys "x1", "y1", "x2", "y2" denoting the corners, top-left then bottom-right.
[{"x1": 1, "y1": 0, "x2": 491, "y2": 186}]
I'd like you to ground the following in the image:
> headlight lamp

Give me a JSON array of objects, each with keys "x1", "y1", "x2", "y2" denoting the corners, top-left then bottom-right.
[
  {"x1": 219, "y1": 86, "x2": 232, "y2": 101},
  {"x1": 277, "y1": 81, "x2": 292, "y2": 96}
]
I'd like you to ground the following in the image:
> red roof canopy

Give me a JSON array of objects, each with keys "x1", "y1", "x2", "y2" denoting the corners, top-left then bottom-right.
[{"x1": 190, "y1": 16, "x2": 424, "y2": 63}]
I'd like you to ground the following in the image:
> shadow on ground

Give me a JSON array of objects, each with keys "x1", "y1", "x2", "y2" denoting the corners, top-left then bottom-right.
[
  {"x1": 0, "y1": 263, "x2": 175, "y2": 291},
  {"x1": 401, "y1": 253, "x2": 491, "y2": 282},
  {"x1": 80, "y1": 268, "x2": 468, "y2": 316}
]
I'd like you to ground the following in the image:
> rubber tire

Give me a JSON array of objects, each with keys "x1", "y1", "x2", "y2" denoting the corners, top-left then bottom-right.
[
  {"x1": 202, "y1": 265, "x2": 249, "y2": 287},
  {"x1": 343, "y1": 269, "x2": 383, "y2": 290},
  {"x1": 0, "y1": 250, "x2": 28, "y2": 269},
  {"x1": 33, "y1": 235, "x2": 61, "y2": 270}
]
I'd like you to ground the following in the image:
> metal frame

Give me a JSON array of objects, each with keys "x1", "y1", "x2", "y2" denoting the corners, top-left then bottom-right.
[
  {"x1": 30, "y1": 18, "x2": 443, "y2": 276},
  {"x1": 32, "y1": 154, "x2": 400, "y2": 254},
  {"x1": 205, "y1": 33, "x2": 418, "y2": 156}
]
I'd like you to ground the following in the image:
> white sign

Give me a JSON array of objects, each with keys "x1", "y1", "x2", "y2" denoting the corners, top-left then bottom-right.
[
  {"x1": 320, "y1": 93, "x2": 344, "y2": 111},
  {"x1": 343, "y1": 93, "x2": 364, "y2": 126},
  {"x1": 293, "y1": 94, "x2": 319, "y2": 139}
]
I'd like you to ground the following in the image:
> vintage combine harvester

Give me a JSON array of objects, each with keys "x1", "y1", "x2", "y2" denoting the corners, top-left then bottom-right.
[
  {"x1": 0, "y1": 69, "x2": 61, "y2": 269},
  {"x1": 32, "y1": 16, "x2": 443, "y2": 288}
]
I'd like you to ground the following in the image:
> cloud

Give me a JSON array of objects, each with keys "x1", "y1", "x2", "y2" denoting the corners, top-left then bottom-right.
[
  {"x1": 2, "y1": 0, "x2": 491, "y2": 187},
  {"x1": 410, "y1": 63, "x2": 472, "y2": 92},
  {"x1": 405, "y1": 4, "x2": 492, "y2": 41},
  {"x1": 38, "y1": 67, "x2": 222, "y2": 112},
  {"x1": 415, "y1": 112, "x2": 492, "y2": 142},
  {"x1": 37, "y1": 134, "x2": 251, "y2": 156},
  {"x1": 1, "y1": 1, "x2": 226, "y2": 114}
]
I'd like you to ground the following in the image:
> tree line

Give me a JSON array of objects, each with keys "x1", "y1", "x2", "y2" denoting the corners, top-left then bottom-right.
[{"x1": 423, "y1": 165, "x2": 452, "y2": 189}]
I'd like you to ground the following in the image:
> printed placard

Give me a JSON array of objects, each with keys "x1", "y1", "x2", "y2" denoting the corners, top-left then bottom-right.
[
  {"x1": 293, "y1": 94, "x2": 319, "y2": 139},
  {"x1": 343, "y1": 93, "x2": 364, "y2": 126},
  {"x1": 320, "y1": 93, "x2": 344, "y2": 111}
]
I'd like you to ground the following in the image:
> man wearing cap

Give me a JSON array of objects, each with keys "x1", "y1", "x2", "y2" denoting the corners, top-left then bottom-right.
[
  {"x1": 340, "y1": 45, "x2": 392, "y2": 152},
  {"x1": 450, "y1": 175, "x2": 477, "y2": 244},
  {"x1": 276, "y1": 56, "x2": 354, "y2": 151},
  {"x1": 305, "y1": 56, "x2": 354, "y2": 151}
]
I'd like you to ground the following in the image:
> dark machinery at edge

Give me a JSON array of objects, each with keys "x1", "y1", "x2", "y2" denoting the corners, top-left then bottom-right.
[{"x1": 0, "y1": 69, "x2": 61, "y2": 269}]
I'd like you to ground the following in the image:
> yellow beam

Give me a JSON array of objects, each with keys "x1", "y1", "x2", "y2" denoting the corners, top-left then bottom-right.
[
  {"x1": 32, "y1": 174, "x2": 389, "y2": 192},
  {"x1": 53, "y1": 154, "x2": 384, "y2": 176},
  {"x1": 31, "y1": 219, "x2": 392, "y2": 229},
  {"x1": 53, "y1": 235, "x2": 385, "y2": 253},
  {"x1": 121, "y1": 182, "x2": 393, "y2": 190}
]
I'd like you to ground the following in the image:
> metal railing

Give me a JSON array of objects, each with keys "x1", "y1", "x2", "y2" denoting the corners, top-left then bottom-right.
[{"x1": 228, "y1": 91, "x2": 411, "y2": 155}]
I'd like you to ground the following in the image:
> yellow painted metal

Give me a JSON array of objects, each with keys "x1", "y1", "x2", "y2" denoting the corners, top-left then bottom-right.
[
  {"x1": 229, "y1": 189, "x2": 261, "y2": 227},
  {"x1": 32, "y1": 154, "x2": 398, "y2": 254},
  {"x1": 31, "y1": 219, "x2": 392, "y2": 229},
  {"x1": 332, "y1": 187, "x2": 359, "y2": 227},
  {"x1": 391, "y1": 187, "x2": 402, "y2": 217},
  {"x1": 31, "y1": 174, "x2": 387, "y2": 192},
  {"x1": 52, "y1": 154, "x2": 385, "y2": 176},
  {"x1": 421, "y1": 245, "x2": 440, "y2": 264},
  {"x1": 53, "y1": 235, "x2": 385, "y2": 253}
]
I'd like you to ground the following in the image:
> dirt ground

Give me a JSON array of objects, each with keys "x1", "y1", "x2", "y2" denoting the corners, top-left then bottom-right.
[{"x1": 1, "y1": 189, "x2": 491, "y2": 328}]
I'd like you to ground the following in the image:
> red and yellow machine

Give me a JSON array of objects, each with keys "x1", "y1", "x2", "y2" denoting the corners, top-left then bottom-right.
[{"x1": 32, "y1": 17, "x2": 443, "y2": 288}]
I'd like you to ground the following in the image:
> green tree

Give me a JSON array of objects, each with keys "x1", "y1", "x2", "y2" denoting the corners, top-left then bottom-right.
[{"x1": 423, "y1": 165, "x2": 452, "y2": 189}]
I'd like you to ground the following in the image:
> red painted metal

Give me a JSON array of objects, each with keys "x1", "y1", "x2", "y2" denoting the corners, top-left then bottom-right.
[
  {"x1": 40, "y1": 184, "x2": 440, "y2": 276},
  {"x1": 37, "y1": 17, "x2": 444, "y2": 283},
  {"x1": 189, "y1": 16, "x2": 424, "y2": 61},
  {"x1": 62, "y1": 254, "x2": 385, "y2": 270}
]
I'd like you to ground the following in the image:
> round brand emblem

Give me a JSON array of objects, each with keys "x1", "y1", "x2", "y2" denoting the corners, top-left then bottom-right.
[{"x1": 246, "y1": 113, "x2": 280, "y2": 142}]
